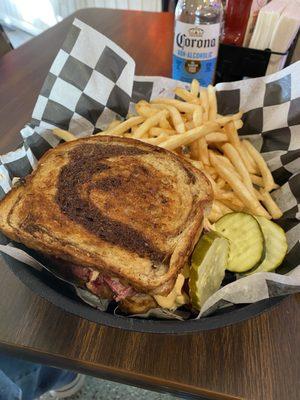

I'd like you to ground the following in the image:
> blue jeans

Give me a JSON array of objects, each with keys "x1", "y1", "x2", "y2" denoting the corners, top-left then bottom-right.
[{"x1": 0, "y1": 354, "x2": 76, "y2": 400}]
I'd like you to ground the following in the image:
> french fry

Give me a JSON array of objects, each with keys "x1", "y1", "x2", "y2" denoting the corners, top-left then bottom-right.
[
  {"x1": 224, "y1": 121, "x2": 257, "y2": 174},
  {"x1": 240, "y1": 140, "x2": 258, "y2": 174},
  {"x1": 243, "y1": 140, "x2": 275, "y2": 191},
  {"x1": 190, "y1": 79, "x2": 200, "y2": 97},
  {"x1": 190, "y1": 141, "x2": 200, "y2": 159},
  {"x1": 224, "y1": 121, "x2": 240, "y2": 149},
  {"x1": 107, "y1": 120, "x2": 121, "y2": 130},
  {"x1": 151, "y1": 103, "x2": 185, "y2": 134},
  {"x1": 137, "y1": 100, "x2": 148, "y2": 105},
  {"x1": 253, "y1": 187, "x2": 264, "y2": 201},
  {"x1": 159, "y1": 116, "x2": 172, "y2": 129},
  {"x1": 136, "y1": 105, "x2": 158, "y2": 118},
  {"x1": 149, "y1": 127, "x2": 176, "y2": 137},
  {"x1": 189, "y1": 159, "x2": 204, "y2": 170},
  {"x1": 250, "y1": 174, "x2": 279, "y2": 189},
  {"x1": 222, "y1": 143, "x2": 254, "y2": 194},
  {"x1": 213, "y1": 154, "x2": 260, "y2": 201},
  {"x1": 142, "y1": 134, "x2": 169, "y2": 145},
  {"x1": 53, "y1": 128, "x2": 76, "y2": 142},
  {"x1": 222, "y1": 183, "x2": 232, "y2": 191},
  {"x1": 259, "y1": 189, "x2": 283, "y2": 219},
  {"x1": 160, "y1": 122, "x2": 219, "y2": 151},
  {"x1": 216, "y1": 177, "x2": 226, "y2": 189},
  {"x1": 214, "y1": 200, "x2": 233, "y2": 215},
  {"x1": 200, "y1": 88, "x2": 209, "y2": 122},
  {"x1": 209, "y1": 151, "x2": 271, "y2": 218},
  {"x1": 215, "y1": 191, "x2": 244, "y2": 209},
  {"x1": 209, "y1": 141, "x2": 224, "y2": 153},
  {"x1": 97, "y1": 116, "x2": 144, "y2": 137},
  {"x1": 136, "y1": 103, "x2": 174, "y2": 132},
  {"x1": 220, "y1": 198, "x2": 245, "y2": 212},
  {"x1": 185, "y1": 121, "x2": 194, "y2": 130},
  {"x1": 206, "y1": 132, "x2": 228, "y2": 143},
  {"x1": 216, "y1": 112, "x2": 243, "y2": 126},
  {"x1": 208, "y1": 202, "x2": 223, "y2": 222},
  {"x1": 207, "y1": 85, "x2": 217, "y2": 121},
  {"x1": 186, "y1": 111, "x2": 194, "y2": 121},
  {"x1": 151, "y1": 98, "x2": 199, "y2": 113},
  {"x1": 215, "y1": 190, "x2": 235, "y2": 200},
  {"x1": 212, "y1": 153, "x2": 236, "y2": 173},
  {"x1": 204, "y1": 164, "x2": 217, "y2": 176},
  {"x1": 189, "y1": 120, "x2": 200, "y2": 158},
  {"x1": 212, "y1": 153, "x2": 259, "y2": 198},
  {"x1": 198, "y1": 138, "x2": 209, "y2": 165},
  {"x1": 250, "y1": 174, "x2": 264, "y2": 187},
  {"x1": 193, "y1": 106, "x2": 203, "y2": 127},
  {"x1": 135, "y1": 101, "x2": 158, "y2": 117},
  {"x1": 175, "y1": 87, "x2": 200, "y2": 104},
  {"x1": 192, "y1": 106, "x2": 209, "y2": 163},
  {"x1": 208, "y1": 201, "x2": 232, "y2": 222},
  {"x1": 234, "y1": 119, "x2": 244, "y2": 130},
  {"x1": 133, "y1": 110, "x2": 169, "y2": 139}
]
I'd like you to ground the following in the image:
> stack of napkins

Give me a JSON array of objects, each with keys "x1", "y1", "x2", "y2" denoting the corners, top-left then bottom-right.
[
  {"x1": 243, "y1": 0, "x2": 268, "y2": 47},
  {"x1": 249, "y1": 0, "x2": 300, "y2": 74},
  {"x1": 249, "y1": 0, "x2": 290, "y2": 50},
  {"x1": 266, "y1": 1, "x2": 300, "y2": 74}
]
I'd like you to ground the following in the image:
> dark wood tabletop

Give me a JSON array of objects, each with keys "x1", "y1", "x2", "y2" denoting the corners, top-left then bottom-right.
[{"x1": 0, "y1": 9, "x2": 299, "y2": 400}]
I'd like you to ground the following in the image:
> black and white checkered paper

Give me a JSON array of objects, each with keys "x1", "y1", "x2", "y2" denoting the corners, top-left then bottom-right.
[{"x1": 0, "y1": 19, "x2": 300, "y2": 319}]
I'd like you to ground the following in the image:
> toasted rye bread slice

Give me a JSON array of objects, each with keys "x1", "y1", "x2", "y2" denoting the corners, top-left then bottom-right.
[{"x1": 0, "y1": 136, "x2": 212, "y2": 295}]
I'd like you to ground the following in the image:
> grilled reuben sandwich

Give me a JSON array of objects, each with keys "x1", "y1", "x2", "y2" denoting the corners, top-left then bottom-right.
[{"x1": 0, "y1": 136, "x2": 213, "y2": 313}]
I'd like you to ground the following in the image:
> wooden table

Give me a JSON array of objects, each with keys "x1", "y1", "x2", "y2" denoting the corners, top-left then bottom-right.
[{"x1": 0, "y1": 9, "x2": 299, "y2": 400}]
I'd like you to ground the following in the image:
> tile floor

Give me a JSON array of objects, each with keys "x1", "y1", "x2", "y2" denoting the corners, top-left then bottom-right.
[
  {"x1": 68, "y1": 376, "x2": 180, "y2": 400},
  {"x1": 39, "y1": 375, "x2": 180, "y2": 400}
]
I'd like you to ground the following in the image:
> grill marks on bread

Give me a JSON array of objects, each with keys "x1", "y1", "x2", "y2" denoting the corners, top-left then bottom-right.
[{"x1": 56, "y1": 143, "x2": 167, "y2": 263}]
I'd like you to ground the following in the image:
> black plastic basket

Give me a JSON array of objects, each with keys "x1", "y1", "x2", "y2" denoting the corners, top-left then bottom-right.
[{"x1": 2, "y1": 253, "x2": 286, "y2": 334}]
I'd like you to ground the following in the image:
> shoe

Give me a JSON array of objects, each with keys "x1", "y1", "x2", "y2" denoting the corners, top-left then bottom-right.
[{"x1": 39, "y1": 374, "x2": 85, "y2": 399}]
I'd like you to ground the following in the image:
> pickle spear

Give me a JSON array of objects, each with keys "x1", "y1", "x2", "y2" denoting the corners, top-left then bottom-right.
[{"x1": 189, "y1": 231, "x2": 229, "y2": 310}]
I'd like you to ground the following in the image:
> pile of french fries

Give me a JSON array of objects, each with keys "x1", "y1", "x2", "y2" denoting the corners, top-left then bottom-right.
[{"x1": 53, "y1": 79, "x2": 283, "y2": 223}]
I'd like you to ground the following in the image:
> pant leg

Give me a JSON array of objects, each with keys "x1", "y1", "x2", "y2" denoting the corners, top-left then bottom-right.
[
  {"x1": 0, "y1": 354, "x2": 76, "y2": 400},
  {"x1": 0, "y1": 370, "x2": 22, "y2": 400}
]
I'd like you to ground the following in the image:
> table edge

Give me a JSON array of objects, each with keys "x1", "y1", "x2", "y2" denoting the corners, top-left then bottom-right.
[{"x1": 0, "y1": 341, "x2": 242, "y2": 400}]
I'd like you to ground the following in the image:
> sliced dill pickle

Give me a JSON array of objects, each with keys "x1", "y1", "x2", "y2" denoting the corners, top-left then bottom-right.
[
  {"x1": 215, "y1": 212, "x2": 264, "y2": 273},
  {"x1": 249, "y1": 216, "x2": 288, "y2": 273},
  {"x1": 189, "y1": 231, "x2": 229, "y2": 310}
]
